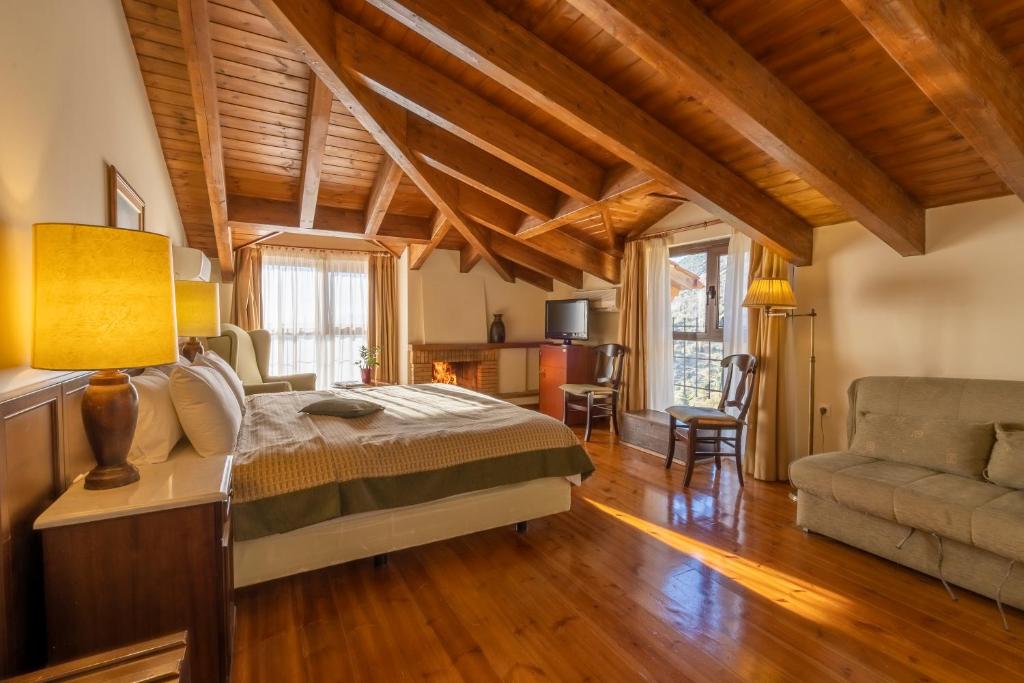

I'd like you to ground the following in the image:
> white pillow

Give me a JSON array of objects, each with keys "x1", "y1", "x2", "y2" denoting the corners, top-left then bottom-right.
[
  {"x1": 151, "y1": 354, "x2": 192, "y2": 378},
  {"x1": 195, "y1": 351, "x2": 246, "y2": 414},
  {"x1": 169, "y1": 365, "x2": 242, "y2": 457},
  {"x1": 128, "y1": 369, "x2": 183, "y2": 464}
]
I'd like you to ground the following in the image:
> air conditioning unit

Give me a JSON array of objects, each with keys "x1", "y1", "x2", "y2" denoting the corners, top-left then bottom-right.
[
  {"x1": 572, "y1": 287, "x2": 620, "y2": 312},
  {"x1": 172, "y1": 246, "x2": 211, "y2": 282}
]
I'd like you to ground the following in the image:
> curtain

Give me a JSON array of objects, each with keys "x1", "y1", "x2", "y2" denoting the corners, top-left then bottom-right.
[
  {"x1": 617, "y1": 240, "x2": 647, "y2": 412},
  {"x1": 745, "y1": 243, "x2": 792, "y2": 481},
  {"x1": 261, "y1": 246, "x2": 369, "y2": 388},
  {"x1": 722, "y1": 231, "x2": 752, "y2": 357},
  {"x1": 231, "y1": 246, "x2": 262, "y2": 331},
  {"x1": 367, "y1": 252, "x2": 398, "y2": 384},
  {"x1": 644, "y1": 237, "x2": 674, "y2": 411}
]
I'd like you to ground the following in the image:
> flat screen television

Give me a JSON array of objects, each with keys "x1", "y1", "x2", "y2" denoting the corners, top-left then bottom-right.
[{"x1": 545, "y1": 298, "x2": 589, "y2": 344}]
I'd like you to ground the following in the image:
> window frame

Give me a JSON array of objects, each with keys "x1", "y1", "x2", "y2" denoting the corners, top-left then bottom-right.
[{"x1": 669, "y1": 238, "x2": 730, "y2": 343}]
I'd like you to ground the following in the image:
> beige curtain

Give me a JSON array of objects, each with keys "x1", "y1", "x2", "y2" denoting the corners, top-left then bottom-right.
[
  {"x1": 368, "y1": 252, "x2": 399, "y2": 384},
  {"x1": 745, "y1": 244, "x2": 791, "y2": 481},
  {"x1": 231, "y1": 246, "x2": 262, "y2": 331},
  {"x1": 617, "y1": 240, "x2": 647, "y2": 412}
]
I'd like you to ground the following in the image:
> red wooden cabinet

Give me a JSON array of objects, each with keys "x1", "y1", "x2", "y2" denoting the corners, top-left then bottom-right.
[{"x1": 539, "y1": 344, "x2": 593, "y2": 425}]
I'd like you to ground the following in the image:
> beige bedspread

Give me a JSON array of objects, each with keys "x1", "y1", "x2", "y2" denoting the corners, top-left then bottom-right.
[{"x1": 232, "y1": 384, "x2": 593, "y2": 539}]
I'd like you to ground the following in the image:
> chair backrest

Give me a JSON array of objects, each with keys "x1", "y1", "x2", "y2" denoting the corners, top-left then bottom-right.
[
  {"x1": 592, "y1": 343, "x2": 627, "y2": 389},
  {"x1": 718, "y1": 353, "x2": 757, "y2": 420},
  {"x1": 206, "y1": 323, "x2": 265, "y2": 385}
]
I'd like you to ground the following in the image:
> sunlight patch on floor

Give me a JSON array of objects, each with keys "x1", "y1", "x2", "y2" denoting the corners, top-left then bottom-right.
[{"x1": 583, "y1": 497, "x2": 856, "y2": 622}]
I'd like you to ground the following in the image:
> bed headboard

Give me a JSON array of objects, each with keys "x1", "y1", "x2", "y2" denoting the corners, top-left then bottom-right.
[{"x1": 0, "y1": 371, "x2": 91, "y2": 677}]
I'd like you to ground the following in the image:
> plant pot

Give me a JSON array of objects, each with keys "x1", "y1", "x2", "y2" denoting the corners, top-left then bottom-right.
[
  {"x1": 360, "y1": 367, "x2": 373, "y2": 384},
  {"x1": 489, "y1": 313, "x2": 506, "y2": 344}
]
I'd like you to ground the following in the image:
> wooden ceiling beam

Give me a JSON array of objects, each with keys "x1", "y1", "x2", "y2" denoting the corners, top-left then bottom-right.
[
  {"x1": 227, "y1": 195, "x2": 431, "y2": 244},
  {"x1": 364, "y1": 156, "x2": 403, "y2": 235},
  {"x1": 840, "y1": 0, "x2": 1024, "y2": 201},
  {"x1": 409, "y1": 213, "x2": 450, "y2": 270},
  {"x1": 507, "y1": 262, "x2": 554, "y2": 292},
  {"x1": 490, "y1": 233, "x2": 584, "y2": 289},
  {"x1": 460, "y1": 245, "x2": 482, "y2": 273},
  {"x1": 365, "y1": 0, "x2": 813, "y2": 265},
  {"x1": 249, "y1": 0, "x2": 514, "y2": 281},
  {"x1": 178, "y1": 0, "x2": 234, "y2": 280},
  {"x1": 517, "y1": 165, "x2": 659, "y2": 238},
  {"x1": 334, "y1": 13, "x2": 602, "y2": 202},
  {"x1": 568, "y1": 0, "x2": 924, "y2": 256},
  {"x1": 407, "y1": 115, "x2": 560, "y2": 220},
  {"x1": 297, "y1": 74, "x2": 333, "y2": 228}
]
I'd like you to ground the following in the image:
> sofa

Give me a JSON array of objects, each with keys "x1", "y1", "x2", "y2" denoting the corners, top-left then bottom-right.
[
  {"x1": 204, "y1": 323, "x2": 317, "y2": 394},
  {"x1": 790, "y1": 376, "x2": 1024, "y2": 616}
]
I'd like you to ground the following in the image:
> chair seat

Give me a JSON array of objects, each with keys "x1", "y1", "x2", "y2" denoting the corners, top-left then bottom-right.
[
  {"x1": 560, "y1": 383, "x2": 614, "y2": 396},
  {"x1": 666, "y1": 405, "x2": 739, "y2": 426}
]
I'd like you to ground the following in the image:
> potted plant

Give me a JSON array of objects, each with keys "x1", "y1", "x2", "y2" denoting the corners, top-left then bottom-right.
[{"x1": 355, "y1": 345, "x2": 380, "y2": 384}]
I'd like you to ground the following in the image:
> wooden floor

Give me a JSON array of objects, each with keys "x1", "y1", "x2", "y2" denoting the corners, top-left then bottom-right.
[{"x1": 232, "y1": 429, "x2": 1024, "y2": 682}]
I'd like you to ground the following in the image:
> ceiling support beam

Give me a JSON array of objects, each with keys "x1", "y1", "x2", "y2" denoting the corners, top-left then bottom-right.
[
  {"x1": 407, "y1": 116, "x2": 560, "y2": 219},
  {"x1": 840, "y1": 0, "x2": 1024, "y2": 201},
  {"x1": 460, "y1": 245, "x2": 482, "y2": 273},
  {"x1": 365, "y1": 0, "x2": 813, "y2": 265},
  {"x1": 178, "y1": 0, "x2": 234, "y2": 280},
  {"x1": 334, "y1": 13, "x2": 602, "y2": 202},
  {"x1": 364, "y1": 156, "x2": 403, "y2": 235},
  {"x1": 490, "y1": 233, "x2": 584, "y2": 289},
  {"x1": 250, "y1": 0, "x2": 514, "y2": 281},
  {"x1": 409, "y1": 213, "x2": 450, "y2": 269},
  {"x1": 517, "y1": 165, "x2": 658, "y2": 238},
  {"x1": 297, "y1": 74, "x2": 333, "y2": 228},
  {"x1": 227, "y1": 195, "x2": 431, "y2": 244},
  {"x1": 567, "y1": 0, "x2": 924, "y2": 256},
  {"x1": 507, "y1": 262, "x2": 553, "y2": 292}
]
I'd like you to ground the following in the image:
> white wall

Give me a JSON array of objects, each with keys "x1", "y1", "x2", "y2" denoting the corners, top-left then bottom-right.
[
  {"x1": 0, "y1": 0, "x2": 185, "y2": 392},
  {"x1": 783, "y1": 195, "x2": 1024, "y2": 456}
]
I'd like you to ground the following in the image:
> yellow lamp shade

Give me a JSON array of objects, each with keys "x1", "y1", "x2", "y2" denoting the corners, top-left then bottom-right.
[
  {"x1": 743, "y1": 277, "x2": 797, "y2": 310},
  {"x1": 33, "y1": 223, "x2": 178, "y2": 370},
  {"x1": 174, "y1": 280, "x2": 221, "y2": 337}
]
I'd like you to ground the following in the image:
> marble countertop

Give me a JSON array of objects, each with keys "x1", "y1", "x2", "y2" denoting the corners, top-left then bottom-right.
[{"x1": 35, "y1": 442, "x2": 232, "y2": 530}]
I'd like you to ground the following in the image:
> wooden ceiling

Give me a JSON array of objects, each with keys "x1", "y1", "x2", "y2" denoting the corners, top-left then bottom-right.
[{"x1": 122, "y1": 0, "x2": 1024, "y2": 287}]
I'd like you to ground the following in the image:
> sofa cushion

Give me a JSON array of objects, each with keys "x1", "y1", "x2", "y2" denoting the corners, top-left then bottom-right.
[
  {"x1": 893, "y1": 474, "x2": 1010, "y2": 544},
  {"x1": 789, "y1": 452, "x2": 877, "y2": 500},
  {"x1": 831, "y1": 461, "x2": 935, "y2": 521},
  {"x1": 985, "y1": 425, "x2": 1024, "y2": 489},
  {"x1": 849, "y1": 412, "x2": 994, "y2": 479},
  {"x1": 972, "y1": 490, "x2": 1024, "y2": 562}
]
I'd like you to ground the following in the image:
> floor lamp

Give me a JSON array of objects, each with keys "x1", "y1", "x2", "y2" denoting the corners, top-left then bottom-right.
[{"x1": 743, "y1": 277, "x2": 818, "y2": 456}]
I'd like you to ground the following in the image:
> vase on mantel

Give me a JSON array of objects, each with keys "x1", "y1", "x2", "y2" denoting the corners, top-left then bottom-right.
[{"x1": 489, "y1": 314, "x2": 506, "y2": 344}]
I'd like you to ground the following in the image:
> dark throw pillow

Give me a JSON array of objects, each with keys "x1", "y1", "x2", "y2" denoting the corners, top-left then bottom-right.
[{"x1": 300, "y1": 398, "x2": 383, "y2": 419}]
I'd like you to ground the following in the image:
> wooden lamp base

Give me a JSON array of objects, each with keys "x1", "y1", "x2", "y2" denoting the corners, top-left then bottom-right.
[
  {"x1": 180, "y1": 336, "x2": 204, "y2": 362},
  {"x1": 82, "y1": 369, "x2": 140, "y2": 490}
]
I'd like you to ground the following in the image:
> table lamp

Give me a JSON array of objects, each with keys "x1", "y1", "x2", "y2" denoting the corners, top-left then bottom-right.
[
  {"x1": 174, "y1": 280, "x2": 221, "y2": 361},
  {"x1": 743, "y1": 277, "x2": 819, "y2": 456},
  {"x1": 33, "y1": 223, "x2": 178, "y2": 489}
]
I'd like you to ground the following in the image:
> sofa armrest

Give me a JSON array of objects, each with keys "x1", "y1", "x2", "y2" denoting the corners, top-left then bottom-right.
[
  {"x1": 244, "y1": 381, "x2": 293, "y2": 395},
  {"x1": 266, "y1": 373, "x2": 317, "y2": 391}
]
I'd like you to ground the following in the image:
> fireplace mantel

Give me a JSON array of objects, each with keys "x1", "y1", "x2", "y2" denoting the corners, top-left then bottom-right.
[{"x1": 409, "y1": 341, "x2": 544, "y2": 352}]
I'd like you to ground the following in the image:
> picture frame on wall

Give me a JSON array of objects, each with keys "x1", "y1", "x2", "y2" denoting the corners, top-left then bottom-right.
[{"x1": 107, "y1": 164, "x2": 145, "y2": 231}]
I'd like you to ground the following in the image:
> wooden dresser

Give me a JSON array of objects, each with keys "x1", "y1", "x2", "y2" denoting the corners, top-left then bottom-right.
[
  {"x1": 34, "y1": 451, "x2": 234, "y2": 683},
  {"x1": 7, "y1": 632, "x2": 190, "y2": 683},
  {"x1": 538, "y1": 344, "x2": 594, "y2": 424}
]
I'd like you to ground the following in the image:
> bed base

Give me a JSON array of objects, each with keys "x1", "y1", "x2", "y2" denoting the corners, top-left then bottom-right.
[{"x1": 233, "y1": 477, "x2": 571, "y2": 587}]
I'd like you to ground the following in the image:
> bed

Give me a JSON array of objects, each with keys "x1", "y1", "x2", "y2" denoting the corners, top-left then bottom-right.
[{"x1": 230, "y1": 383, "x2": 594, "y2": 587}]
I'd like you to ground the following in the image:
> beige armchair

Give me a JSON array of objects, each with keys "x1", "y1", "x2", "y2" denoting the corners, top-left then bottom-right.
[{"x1": 205, "y1": 323, "x2": 316, "y2": 394}]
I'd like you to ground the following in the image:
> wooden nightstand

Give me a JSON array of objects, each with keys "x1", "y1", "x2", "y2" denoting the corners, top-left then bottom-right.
[{"x1": 33, "y1": 449, "x2": 233, "y2": 683}]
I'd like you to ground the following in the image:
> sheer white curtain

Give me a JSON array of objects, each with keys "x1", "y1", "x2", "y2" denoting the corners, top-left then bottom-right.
[
  {"x1": 261, "y1": 247, "x2": 368, "y2": 387},
  {"x1": 644, "y1": 237, "x2": 675, "y2": 411},
  {"x1": 723, "y1": 230, "x2": 752, "y2": 356}
]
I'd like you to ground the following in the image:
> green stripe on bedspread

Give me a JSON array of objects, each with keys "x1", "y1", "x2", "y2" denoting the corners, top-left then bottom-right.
[{"x1": 232, "y1": 444, "x2": 594, "y2": 541}]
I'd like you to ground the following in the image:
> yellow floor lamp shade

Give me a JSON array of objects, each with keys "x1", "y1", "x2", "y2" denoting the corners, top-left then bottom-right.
[{"x1": 33, "y1": 223, "x2": 178, "y2": 489}]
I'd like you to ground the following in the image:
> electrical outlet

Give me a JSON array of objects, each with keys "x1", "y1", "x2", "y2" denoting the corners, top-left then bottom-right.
[{"x1": 818, "y1": 404, "x2": 831, "y2": 417}]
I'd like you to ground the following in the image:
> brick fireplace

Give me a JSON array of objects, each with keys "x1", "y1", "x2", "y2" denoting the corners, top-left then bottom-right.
[{"x1": 410, "y1": 344, "x2": 499, "y2": 395}]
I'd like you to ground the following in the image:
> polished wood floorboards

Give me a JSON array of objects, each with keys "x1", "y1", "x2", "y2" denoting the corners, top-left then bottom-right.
[{"x1": 232, "y1": 429, "x2": 1024, "y2": 682}]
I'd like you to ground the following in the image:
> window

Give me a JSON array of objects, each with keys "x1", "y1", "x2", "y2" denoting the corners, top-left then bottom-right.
[
  {"x1": 670, "y1": 239, "x2": 729, "y2": 408},
  {"x1": 261, "y1": 247, "x2": 369, "y2": 387}
]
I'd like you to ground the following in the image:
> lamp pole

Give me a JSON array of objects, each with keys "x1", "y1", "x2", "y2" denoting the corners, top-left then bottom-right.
[{"x1": 769, "y1": 308, "x2": 817, "y2": 456}]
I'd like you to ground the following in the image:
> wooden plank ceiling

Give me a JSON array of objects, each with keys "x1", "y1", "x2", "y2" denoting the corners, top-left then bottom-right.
[{"x1": 122, "y1": 0, "x2": 1024, "y2": 286}]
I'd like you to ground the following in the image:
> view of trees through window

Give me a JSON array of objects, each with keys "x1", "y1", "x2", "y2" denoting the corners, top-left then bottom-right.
[{"x1": 670, "y1": 240, "x2": 729, "y2": 408}]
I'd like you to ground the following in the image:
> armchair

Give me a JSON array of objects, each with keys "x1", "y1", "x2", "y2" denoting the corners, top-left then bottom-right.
[{"x1": 205, "y1": 323, "x2": 316, "y2": 394}]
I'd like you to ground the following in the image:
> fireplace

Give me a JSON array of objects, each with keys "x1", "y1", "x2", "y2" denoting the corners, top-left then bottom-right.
[{"x1": 410, "y1": 344, "x2": 499, "y2": 395}]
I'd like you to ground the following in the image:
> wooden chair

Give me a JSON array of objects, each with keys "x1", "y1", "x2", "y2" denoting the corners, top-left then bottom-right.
[
  {"x1": 665, "y1": 353, "x2": 757, "y2": 487},
  {"x1": 560, "y1": 344, "x2": 626, "y2": 441}
]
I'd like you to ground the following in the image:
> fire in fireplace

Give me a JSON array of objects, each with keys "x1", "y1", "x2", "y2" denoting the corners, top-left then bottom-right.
[{"x1": 432, "y1": 360, "x2": 481, "y2": 390}]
